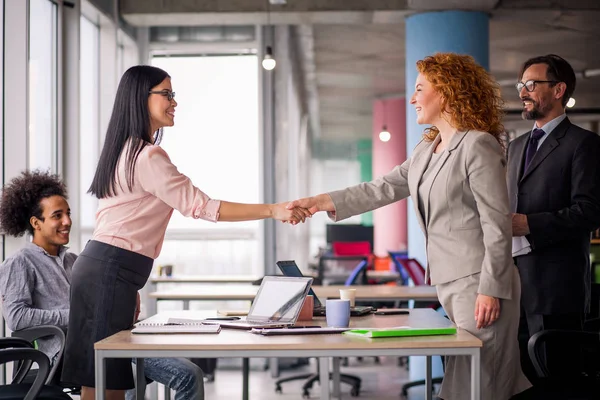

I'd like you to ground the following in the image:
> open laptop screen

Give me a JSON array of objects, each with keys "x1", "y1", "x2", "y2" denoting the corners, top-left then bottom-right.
[
  {"x1": 248, "y1": 276, "x2": 313, "y2": 322},
  {"x1": 276, "y1": 260, "x2": 323, "y2": 308}
]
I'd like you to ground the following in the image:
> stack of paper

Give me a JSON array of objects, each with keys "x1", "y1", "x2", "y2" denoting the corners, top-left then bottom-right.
[
  {"x1": 512, "y1": 236, "x2": 532, "y2": 257},
  {"x1": 343, "y1": 326, "x2": 456, "y2": 338},
  {"x1": 250, "y1": 327, "x2": 349, "y2": 336},
  {"x1": 132, "y1": 318, "x2": 221, "y2": 334}
]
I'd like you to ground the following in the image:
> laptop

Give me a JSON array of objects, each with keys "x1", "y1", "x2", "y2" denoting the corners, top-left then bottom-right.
[
  {"x1": 276, "y1": 260, "x2": 375, "y2": 316},
  {"x1": 202, "y1": 276, "x2": 313, "y2": 330}
]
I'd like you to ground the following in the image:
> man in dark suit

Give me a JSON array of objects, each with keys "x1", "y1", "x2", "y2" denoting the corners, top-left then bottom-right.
[{"x1": 507, "y1": 54, "x2": 600, "y2": 385}]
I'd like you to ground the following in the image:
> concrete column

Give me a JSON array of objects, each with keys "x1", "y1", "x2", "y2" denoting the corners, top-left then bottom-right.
[
  {"x1": 405, "y1": 10, "x2": 489, "y2": 265},
  {"x1": 404, "y1": 10, "x2": 490, "y2": 383},
  {"x1": 372, "y1": 98, "x2": 407, "y2": 257}
]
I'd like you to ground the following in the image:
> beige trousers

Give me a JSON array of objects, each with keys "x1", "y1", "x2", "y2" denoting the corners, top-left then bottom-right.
[{"x1": 435, "y1": 267, "x2": 531, "y2": 400}]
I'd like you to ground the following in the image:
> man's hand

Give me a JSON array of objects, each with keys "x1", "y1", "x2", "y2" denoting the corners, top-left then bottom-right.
[
  {"x1": 474, "y1": 294, "x2": 500, "y2": 329},
  {"x1": 134, "y1": 292, "x2": 141, "y2": 323},
  {"x1": 512, "y1": 213, "x2": 530, "y2": 236}
]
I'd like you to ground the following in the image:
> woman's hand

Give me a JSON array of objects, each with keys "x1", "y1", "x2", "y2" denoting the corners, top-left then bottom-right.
[
  {"x1": 474, "y1": 294, "x2": 500, "y2": 329},
  {"x1": 270, "y1": 202, "x2": 311, "y2": 224},
  {"x1": 286, "y1": 194, "x2": 334, "y2": 216}
]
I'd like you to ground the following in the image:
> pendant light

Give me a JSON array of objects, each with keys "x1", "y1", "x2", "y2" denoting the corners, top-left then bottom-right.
[
  {"x1": 262, "y1": 1, "x2": 276, "y2": 70},
  {"x1": 379, "y1": 101, "x2": 391, "y2": 142}
]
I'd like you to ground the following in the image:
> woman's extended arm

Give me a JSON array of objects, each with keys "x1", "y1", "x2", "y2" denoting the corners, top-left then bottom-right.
[
  {"x1": 218, "y1": 201, "x2": 310, "y2": 222},
  {"x1": 138, "y1": 146, "x2": 309, "y2": 223}
]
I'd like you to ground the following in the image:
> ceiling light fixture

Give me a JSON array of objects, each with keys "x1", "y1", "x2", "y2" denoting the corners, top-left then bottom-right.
[
  {"x1": 379, "y1": 126, "x2": 391, "y2": 142},
  {"x1": 566, "y1": 97, "x2": 576, "y2": 108},
  {"x1": 262, "y1": 0, "x2": 276, "y2": 71},
  {"x1": 379, "y1": 101, "x2": 391, "y2": 142},
  {"x1": 262, "y1": 46, "x2": 276, "y2": 70}
]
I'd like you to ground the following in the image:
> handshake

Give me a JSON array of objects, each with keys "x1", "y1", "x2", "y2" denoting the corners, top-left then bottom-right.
[{"x1": 272, "y1": 193, "x2": 335, "y2": 225}]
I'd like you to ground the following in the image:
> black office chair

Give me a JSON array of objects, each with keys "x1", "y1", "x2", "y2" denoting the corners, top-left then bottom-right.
[
  {"x1": 0, "y1": 337, "x2": 71, "y2": 400},
  {"x1": 275, "y1": 359, "x2": 361, "y2": 398},
  {"x1": 526, "y1": 318, "x2": 600, "y2": 400},
  {"x1": 11, "y1": 325, "x2": 81, "y2": 396},
  {"x1": 274, "y1": 260, "x2": 369, "y2": 398}
]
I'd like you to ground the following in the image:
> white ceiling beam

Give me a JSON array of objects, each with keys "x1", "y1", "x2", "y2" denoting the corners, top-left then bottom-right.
[{"x1": 123, "y1": 11, "x2": 412, "y2": 27}]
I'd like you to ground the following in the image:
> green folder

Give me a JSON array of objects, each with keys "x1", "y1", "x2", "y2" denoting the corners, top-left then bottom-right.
[{"x1": 343, "y1": 326, "x2": 457, "y2": 338}]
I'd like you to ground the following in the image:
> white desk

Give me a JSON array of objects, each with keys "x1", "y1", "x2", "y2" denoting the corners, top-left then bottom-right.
[
  {"x1": 149, "y1": 274, "x2": 261, "y2": 284},
  {"x1": 144, "y1": 274, "x2": 403, "y2": 316},
  {"x1": 149, "y1": 284, "x2": 439, "y2": 310},
  {"x1": 95, "y1": 309, "x2": 481, "y2": 400}
]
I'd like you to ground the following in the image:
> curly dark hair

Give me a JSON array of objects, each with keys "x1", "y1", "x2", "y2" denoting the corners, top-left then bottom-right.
[{"x1": 0, "y1": 170, "x2": 68, "y2": 237}]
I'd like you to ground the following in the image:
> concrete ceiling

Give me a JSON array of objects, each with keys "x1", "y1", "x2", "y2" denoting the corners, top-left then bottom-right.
[{"x1": 121, "y1": 0, "x2": 600, "y2": 140}]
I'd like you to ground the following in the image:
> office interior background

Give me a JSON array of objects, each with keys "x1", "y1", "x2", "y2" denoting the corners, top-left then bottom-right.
[{"x1": 2, "y1": 0, "x2": 600, "y2": 352}]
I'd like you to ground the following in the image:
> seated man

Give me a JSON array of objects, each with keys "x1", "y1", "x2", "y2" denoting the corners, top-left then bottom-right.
[{"x1": 0, "y1": 170, "x2": 204, "y2": 400}]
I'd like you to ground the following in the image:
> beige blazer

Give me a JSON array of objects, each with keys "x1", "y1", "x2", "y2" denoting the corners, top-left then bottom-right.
[{"x1": 328, "y1": 130, "x2": 514, "y2": 300}]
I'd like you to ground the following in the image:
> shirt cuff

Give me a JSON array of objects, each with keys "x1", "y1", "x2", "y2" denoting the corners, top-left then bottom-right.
[{"x1": 194, "y1": 199, "x2": 221, "y2": 222}]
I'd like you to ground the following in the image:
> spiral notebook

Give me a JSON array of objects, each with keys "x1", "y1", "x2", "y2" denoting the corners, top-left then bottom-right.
[{"x1": 132, "y1": 318, "x2": 221, "y2": 334}]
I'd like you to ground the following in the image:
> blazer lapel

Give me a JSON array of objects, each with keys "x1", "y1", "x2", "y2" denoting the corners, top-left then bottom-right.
[
  {"x1": 514, "y1": 137, "x2": 528, "y2": 183},
  {"x1": 520, "y1": 118, "x2": 570, "y2": 183},
  {"x1": 422, "y1": 130, "x2": 469, "y2": 221},
  {"x1": 408, "y1": 138, "x2": 437, "y2": 233}
]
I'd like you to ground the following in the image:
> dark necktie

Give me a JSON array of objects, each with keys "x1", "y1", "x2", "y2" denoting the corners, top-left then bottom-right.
[{"x1": 524, "y1": 128, "x2": 546, "y2": 171}]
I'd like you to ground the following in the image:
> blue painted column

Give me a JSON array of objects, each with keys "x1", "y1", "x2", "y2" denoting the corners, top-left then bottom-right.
[
  {"x1": 405, "y1": 10, "x2": 489, "y2": 268},
  {"x1": 404, "y1": 10, "x2": 490, "y2": 386}
]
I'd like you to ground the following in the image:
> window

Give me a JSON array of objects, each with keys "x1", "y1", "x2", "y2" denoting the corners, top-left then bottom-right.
[
  {"x1": 151, "y1": 55, "x2": 262, "y2": 278},
  {"x1": 28, "y1": 0, "x2": 58, "y2": 171},
  {"x1": 118, "y1": 30, "x2": 139, "y2": 78},
  {"x1": 79, "y1": 15, "x2": 100, "y2": 244}
]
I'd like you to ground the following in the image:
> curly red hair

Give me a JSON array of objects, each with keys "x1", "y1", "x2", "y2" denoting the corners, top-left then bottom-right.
[{"x1": 416, "y1": 53, "x2": 505, "y2": 146}]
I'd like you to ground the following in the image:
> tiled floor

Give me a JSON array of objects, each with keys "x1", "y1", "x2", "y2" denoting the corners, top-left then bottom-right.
[
  {"x1": 201, "y1": 357, "x2": 433, "y2": 400},
  {"x1": 69, "y1": 357, "x2": 435, "y2": 399}
]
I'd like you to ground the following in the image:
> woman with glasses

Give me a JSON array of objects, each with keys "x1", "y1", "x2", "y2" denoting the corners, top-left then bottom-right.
[
  {"x1": 61, "y1": 65, "x2": 310, "y2": 400},
  {"x1": 287, "y1": 53, "x2": 531, "y2": 399}
]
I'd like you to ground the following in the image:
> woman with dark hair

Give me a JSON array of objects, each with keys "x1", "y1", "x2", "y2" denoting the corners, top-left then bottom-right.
[
  {"x1": 0, "y1": 170, "x2": 205, "y2": 400},
  {"x1": 61, "y1": 65, "x2": 308, "y2": 399},
  {"x1": 287, "y1": 53, "x2": 531, "y2": 399}
]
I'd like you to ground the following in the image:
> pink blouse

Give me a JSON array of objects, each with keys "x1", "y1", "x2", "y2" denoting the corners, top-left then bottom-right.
[{"x1": 92, "y1": 142, "x2": 221, "y2": 259}]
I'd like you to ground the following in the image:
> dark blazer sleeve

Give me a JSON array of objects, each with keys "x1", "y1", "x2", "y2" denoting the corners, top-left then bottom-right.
[{"x1": 527, "y1": 132, "x2": 600, "y2": 248}]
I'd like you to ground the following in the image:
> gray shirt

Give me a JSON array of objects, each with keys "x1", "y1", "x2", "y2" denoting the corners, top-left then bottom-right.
[{"x1": 0, "y1": 242, "x2": 76, "y2": 361}]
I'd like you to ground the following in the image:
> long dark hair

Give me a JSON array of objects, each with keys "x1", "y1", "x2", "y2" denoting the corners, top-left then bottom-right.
[{"x1": 88, "y1": 65, "x2": 170, "y2": 198}]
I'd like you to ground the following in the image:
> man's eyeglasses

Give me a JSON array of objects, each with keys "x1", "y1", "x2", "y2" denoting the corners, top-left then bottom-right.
[
  {"x1": 149, "y1": 90, "x2": 176, "y2": 101},
  {"x1": 515, "y1": 80, "x2": 558, "y2": 93}
]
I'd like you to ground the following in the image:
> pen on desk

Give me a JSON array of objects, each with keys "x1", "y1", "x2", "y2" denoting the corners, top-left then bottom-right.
[{"x1": 287, "y1": 326, "x2": 321, "y2": 329}]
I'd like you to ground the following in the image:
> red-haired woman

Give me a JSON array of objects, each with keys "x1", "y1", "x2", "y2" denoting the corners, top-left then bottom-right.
[{"x1": 288, "y1": 53, "x2": 531, "y2": 399}]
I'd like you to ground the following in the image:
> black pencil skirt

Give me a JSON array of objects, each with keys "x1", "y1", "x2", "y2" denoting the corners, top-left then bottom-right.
[{"x1": 62, "y1": 240, "x2": 153, "y2": 389}]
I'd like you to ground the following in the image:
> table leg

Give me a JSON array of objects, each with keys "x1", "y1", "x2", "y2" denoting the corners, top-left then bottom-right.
[
  {"x1": 136, "y1": 358, "x2": 146, "y2": 400},
  {"x1": 471, "y1": 350, "x2": 481, "y2": 400},
  {"x1": 425, "y1": 356, "x2": 432, "y2": 400},
  {"x1": 269, "y1": 358, "x2": 279, "y2": 378},
  {"x1": 94, "y1": 351, "x2": 104, "y2": 400},
  {"x1": 242, "y1": 358, "x2": 249, "y2": 400},
  {"x1": 332, "y1": 357, "x2": 341, "y2": 398},
  {"x1": 183, "y1": 300, "x2": 190, "y2": 310},
  {"x1": 319, "y1": 358, "x2": 330, "y2": 400},
  {"x1": 144, "y1": 281, "x2": 157, "y2": 318}
]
